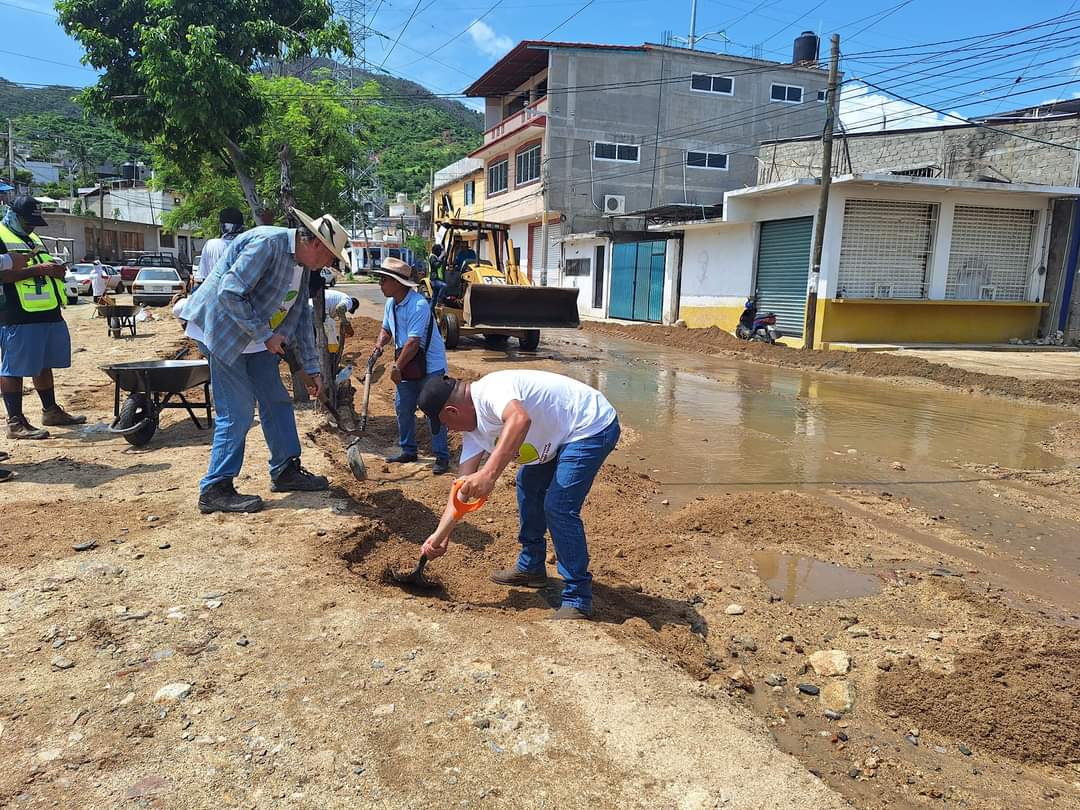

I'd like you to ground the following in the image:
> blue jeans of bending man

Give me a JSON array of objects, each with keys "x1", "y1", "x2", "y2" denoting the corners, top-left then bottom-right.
[
  {"x1": 200, "y1": 348, "x2": 302, "y2": 492},
  {"x1": 514, "y1": 417, "x2": 621, "y2": 612},
  {"x1": 395, "y1": 369, "x2": 450, "y2": 463}
]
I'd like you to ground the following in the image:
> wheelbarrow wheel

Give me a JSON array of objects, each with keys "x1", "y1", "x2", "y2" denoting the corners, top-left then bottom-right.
[
  {"x1": 116, "y1": 393, "x2": 158, "y2": 446},
  {"x1": 109, "y1": 316, "x2": 122, "y2": 339}
]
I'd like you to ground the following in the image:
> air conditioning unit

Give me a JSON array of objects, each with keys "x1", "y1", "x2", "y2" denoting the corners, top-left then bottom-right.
[{"x1": 604, "y1": 194, "x2": 626, "y2": 215}]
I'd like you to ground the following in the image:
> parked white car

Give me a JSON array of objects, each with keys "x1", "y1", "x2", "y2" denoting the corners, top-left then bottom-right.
[
  {"x1": 132, "y1": 268, "x2": 185, "y2": 306},
  {"x1": 63, "y1": 273, "x2": 80, "y2": 305}
]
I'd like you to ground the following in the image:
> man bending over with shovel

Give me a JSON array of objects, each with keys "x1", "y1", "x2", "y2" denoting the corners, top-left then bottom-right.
[{"x1": 416, "y1": 370, "x2": 620, "y2": 620}]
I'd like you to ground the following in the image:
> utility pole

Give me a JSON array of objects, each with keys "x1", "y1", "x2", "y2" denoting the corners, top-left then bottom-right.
[
  {"x1": 803, "y1": 33, "x2": 839, "y2": 351},
  {"x1": 7, "y1": 119, "x2": 14, "y2": 188},
  {"x1": 688, "y1": 0, "x2": 698, "y2": 49}
]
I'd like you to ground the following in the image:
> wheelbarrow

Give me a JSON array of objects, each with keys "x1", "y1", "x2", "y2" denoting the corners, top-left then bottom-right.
[
  {"x1": 103, "y1": 359, "x2": 212, "y2": 447},
  {"x1": 96, "y1": 304, "x2": 143, "y2": 339}
]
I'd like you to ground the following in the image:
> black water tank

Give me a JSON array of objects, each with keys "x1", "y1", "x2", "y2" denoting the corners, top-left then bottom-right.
[
  {"x1": 793, "y1": 31, "x2": 820, "y2": 65},
  {"x1": 121, "y1": 162, "x2": 138, "y2": 181}
]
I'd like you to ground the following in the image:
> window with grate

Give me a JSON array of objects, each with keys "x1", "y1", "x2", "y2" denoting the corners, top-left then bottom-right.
[
  {"x1": 837, "y1": 200, "x2": 937, "y2": 299},
  {"x1": 946, "y1": 206, "x2": 1037, "y2": 301},
  {"x1": 594, "y1": 142, "x2": 639, "y2": 162},
  {"x1": 770, "y1": 84, "x2": 804, "y2": 103},
  {"x1": 564, "y1": 258, "x2": 591, "y2": 276},
  {"x1": 487, "y1": 159, "x2": 508, "y2": 195},
  {"x1": 686, "y1": 151, "x2": 728, "y2": 170},
  {"x1": 515, "y1": 144, "x2": 541, "y2": 186},
  {"x1": 691, "y1": 74, "x2": 734, "y2": 95}
]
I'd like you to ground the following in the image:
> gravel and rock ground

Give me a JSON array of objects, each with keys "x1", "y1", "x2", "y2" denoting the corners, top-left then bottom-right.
[{"x1": 0, "y1": 305, "x2": 1077, "y2": 809}]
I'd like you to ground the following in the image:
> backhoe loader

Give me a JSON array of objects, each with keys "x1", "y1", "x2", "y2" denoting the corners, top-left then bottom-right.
[{"x1": 420, "y1": 218, "x2": 580, "y2": 351}]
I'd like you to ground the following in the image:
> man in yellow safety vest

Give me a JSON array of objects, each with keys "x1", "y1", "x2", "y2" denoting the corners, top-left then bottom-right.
[{"x1": 0, "y1": 196, "x2": 86, "y2": 442}]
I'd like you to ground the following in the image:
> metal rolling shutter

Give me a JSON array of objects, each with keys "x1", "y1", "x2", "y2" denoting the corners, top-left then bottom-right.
[
  {"x1": 838, "y1": 200, "x2": 935, "y2": 299},
  {"x1": 946, "y1": 206, "x2": 1037, "y2": 301},
  {"x1": 530, "y1": 222, "x2": 563, "y2": 285},
  {"x1": 755, "y1": 217, "x2": 813, "y2": 337}
]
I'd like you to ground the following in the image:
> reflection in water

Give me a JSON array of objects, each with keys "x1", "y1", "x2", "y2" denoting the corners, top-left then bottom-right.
[{"x1": 752, "y1": 552, "x2": 882, "y2": 604}]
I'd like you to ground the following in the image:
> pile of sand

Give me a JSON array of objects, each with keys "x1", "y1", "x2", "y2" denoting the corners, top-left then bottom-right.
[{"x1": 875, "y1": 630, "x2": 1080, "y2": 766}]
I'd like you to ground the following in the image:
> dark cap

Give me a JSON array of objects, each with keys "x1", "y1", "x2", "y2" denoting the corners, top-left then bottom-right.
[
  {"x1": 219, "y1": 207, "x2": 244, "y2": 226},
  {"x1": 10, "y1": 195, "x2": 47, "y2": 227},
  {"x1": 417, "y1": 375, "x2": 459, "y2": 432}
]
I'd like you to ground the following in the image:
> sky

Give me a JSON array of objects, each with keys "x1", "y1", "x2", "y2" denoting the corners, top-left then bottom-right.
[{"x1": 2, "y1": 0, "x2": 1079, "y2": 133}]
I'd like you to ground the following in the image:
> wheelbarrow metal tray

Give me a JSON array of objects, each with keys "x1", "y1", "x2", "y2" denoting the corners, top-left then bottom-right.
[
  {"x1": 96, "y1": 304, "x2": 142, "y2": 318},
  {"x1": 103, "y1": 360, "x2": 210, "y2": 394}
]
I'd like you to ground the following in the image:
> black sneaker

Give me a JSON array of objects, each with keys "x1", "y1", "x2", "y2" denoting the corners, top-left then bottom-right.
[
  {"x1": 385, "y1": 452, "x2": 418, "y2": 464},
  {"x1": 271, "y1": 458, "x2": 330, "y2": 492},
  {"x1": 432, "y1": 458, "x2": 450, "y2": 476},
  {"x1": 199, "y1": 480, "x2": 263, "y2": 514}
]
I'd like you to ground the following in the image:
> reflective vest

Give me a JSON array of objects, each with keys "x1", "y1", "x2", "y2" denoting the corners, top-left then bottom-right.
[{"x1": 0, "y1": 222, "x2": 64, "y2": 314}]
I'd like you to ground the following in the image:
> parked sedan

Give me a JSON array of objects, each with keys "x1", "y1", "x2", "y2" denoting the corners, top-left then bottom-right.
[
  {"x1": 68, "y1": 263, "x2": 124, "y2": 296},
  {"x1": 63, "y1": 273, "x2": 80, "y2": 305},
  {"x1": 132, "y1": 268, "x2": 185, "y2": 306}
]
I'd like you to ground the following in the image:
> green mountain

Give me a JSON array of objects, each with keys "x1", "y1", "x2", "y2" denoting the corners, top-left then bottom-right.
[{"x1": 1, "y1": 69, "x2": 482, "y2": 199}]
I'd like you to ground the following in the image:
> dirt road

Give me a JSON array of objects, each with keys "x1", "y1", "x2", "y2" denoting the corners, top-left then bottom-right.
[{"x1": 0, "y1": 303, "x2": 1077, "y2": 809}]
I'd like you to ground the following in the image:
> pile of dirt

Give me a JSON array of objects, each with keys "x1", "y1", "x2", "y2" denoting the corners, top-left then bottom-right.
[
  {"x1": 875, "y1": 630, "x2": 1080, "y2": 766},
  {"x1": 584, "y1": 322, "x2": 1080, "y2": 408}
]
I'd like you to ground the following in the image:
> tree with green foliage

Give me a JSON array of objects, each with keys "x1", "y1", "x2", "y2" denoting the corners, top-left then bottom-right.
[
  {"x1": 56, "y1": 0, "x2": 350, "y2": 219},
  {"x1": 157, "y1": 75, "x2": 367, "y2": 236}
]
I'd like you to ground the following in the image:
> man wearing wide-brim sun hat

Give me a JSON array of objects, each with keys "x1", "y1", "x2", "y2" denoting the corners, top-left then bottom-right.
[{"x1": 182, "y1": 207, "x2": 350, "y2": 515}]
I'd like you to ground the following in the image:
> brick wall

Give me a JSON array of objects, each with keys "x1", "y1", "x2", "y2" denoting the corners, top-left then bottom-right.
[{"x1": 758, "y1": 118, "x2": 1080, "y2": 186}]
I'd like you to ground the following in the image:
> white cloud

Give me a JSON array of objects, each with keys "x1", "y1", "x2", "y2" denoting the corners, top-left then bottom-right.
[
  {"x1": 466, "y1": 20, "x2": 513, "y2": 58},
  {"x1": 839, "y1": 82, "x2": 955, "y2": 133}
]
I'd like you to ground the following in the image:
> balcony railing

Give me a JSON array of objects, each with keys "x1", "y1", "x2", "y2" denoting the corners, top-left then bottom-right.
[{"x1": 483, "y1": 96, "x2": 548, "y2": 145}]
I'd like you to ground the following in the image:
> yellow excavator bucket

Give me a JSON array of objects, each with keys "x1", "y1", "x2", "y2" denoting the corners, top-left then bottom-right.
[{"x1": 464, "y1": 284, "x2": 581, "y2": 330}]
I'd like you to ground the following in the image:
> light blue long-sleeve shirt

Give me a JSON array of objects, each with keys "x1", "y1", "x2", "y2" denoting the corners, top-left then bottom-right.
[{"x1": 182, "y1": 226, "x2": 319, "y2": 374}]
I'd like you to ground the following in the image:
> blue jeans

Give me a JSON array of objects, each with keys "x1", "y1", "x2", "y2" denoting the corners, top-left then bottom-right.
[
  {"x1": 200, "y1": 349, "x2": 302, "y2": 492},
  {"x1": 429, "y1": 279, "x2": 447, "y2": 310},
  {"x1": 515, "y1": 417, "x2": 620, "y2": 612},
  {"x1": 395, "y1": 370, "x2": 450, "y2": 463}
]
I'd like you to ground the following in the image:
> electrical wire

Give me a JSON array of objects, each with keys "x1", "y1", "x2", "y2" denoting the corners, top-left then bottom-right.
[{"x1": 540, "y1": 0, "x2": 596, "y2": 39}]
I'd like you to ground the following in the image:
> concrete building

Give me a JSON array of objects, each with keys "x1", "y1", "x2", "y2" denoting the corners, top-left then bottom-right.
[
  {"x1": 673, "y1": 174, "x2": 1075, "y2": 348},
  {"x1": 453, "y1": 37, "x2": 830, "y2": 317},
  {"x1": 35, "y1": 210, "x2": 171, "y2": 265},
  {"x1": 756, "y1": 116, "x2": 1080, "y2": 343},
  {"x1": 434, "y1": 157, "x2": 486, "y2": 221}
]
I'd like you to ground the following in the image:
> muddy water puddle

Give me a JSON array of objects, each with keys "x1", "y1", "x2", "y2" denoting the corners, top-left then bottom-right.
[
  {"x1": 750, "y1": 551, "x2": 883, "y2": 604},
  {"x1": 547, "y1": 332, "x2": 1080, "y2": 593}
]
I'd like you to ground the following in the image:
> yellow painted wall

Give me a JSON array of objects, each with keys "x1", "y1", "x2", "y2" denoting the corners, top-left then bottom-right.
[
  {"x1": 436, "y1": 171, "x2": 485, "y2": 219},
  {"x1": 814, "y1": 300, "x2": 1046, "y2": 348},
  {"x1": 679, "y1": 305, "x2": 745, "y2": 332}
]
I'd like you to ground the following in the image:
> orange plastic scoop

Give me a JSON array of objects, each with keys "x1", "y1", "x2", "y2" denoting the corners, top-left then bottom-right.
[{"x1": 451, "y1": 479, "x2": 487, "y2": 519}]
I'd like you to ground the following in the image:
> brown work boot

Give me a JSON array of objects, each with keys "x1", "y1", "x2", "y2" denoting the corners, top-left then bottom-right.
[
  {"x1": 41, "y1": 405, "x2": 87, "y2": 427},
  {"x1": 7, "y1": 415, "x2": 49, "y2": 440},
  {"x1": 489, "y1": 567, "x2": 548, "y2": 588}
]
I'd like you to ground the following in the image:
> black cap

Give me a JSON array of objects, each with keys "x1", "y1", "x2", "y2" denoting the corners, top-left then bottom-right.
[
  {"x1": 219, "y1": 207, "x2": 244, "y2": 225},
  {"x1": 417, "y1": 375, "x2": 458, "y2": 432},
  {"x1": 10, "y1": 195, "x2": 47, "y2": 227}
]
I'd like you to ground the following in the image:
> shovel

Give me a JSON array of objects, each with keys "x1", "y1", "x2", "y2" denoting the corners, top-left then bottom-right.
[
  {"x1": 360, "y1": 349, "x2": 381, "y2": 432},
  {"x1": 387, "y1": 480, "x2": 488, "y2": 589}
]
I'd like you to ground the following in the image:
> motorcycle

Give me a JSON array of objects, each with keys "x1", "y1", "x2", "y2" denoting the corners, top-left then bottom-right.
[{"x1": 735, "y1": 298, "x2": 778, "y2": 344}]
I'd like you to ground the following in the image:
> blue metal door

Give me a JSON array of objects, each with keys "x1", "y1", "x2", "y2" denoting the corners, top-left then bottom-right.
[{"x1": 610, "y1": 240, "x2": 666, "y2": 322}]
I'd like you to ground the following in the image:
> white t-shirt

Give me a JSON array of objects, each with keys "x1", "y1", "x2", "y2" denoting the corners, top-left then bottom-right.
[
  {"x1": 461, "y1": 370, "x2": 616, "y2": 466},
  {"x1": 196, "y1": 236, "x2": 233, "y2": 282},
  {"x1": 90, "y1": 264, "x2": 108, "y2": 296}
]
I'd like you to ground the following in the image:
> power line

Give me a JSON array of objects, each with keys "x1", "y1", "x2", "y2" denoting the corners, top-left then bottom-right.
[
  {"x1": 540, "y1": 0, "x2": 596, "y2": 39},
  {"x1": 397, "y1": 0, "x2": 507, "y2": 68},
  {"x1": 376, "y1": 0, "x2": 433, "y2": 69}
]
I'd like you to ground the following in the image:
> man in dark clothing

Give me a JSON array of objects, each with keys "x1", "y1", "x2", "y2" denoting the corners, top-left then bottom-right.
[{"x1": 0, "y1": 196, "x2": 86, "y2": 441}]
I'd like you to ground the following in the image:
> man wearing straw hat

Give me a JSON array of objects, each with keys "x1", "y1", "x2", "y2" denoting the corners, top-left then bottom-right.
[{"x1": 182, "y1": 208, "x2": 350, "y2": 514}]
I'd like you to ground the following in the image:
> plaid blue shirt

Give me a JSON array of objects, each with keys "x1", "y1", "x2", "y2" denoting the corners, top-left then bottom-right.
[{"x1": 182, "y1": 226, "x2": 319, "y2": 373}]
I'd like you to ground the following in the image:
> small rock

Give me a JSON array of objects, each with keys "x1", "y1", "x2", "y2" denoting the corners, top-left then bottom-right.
[
  {"x1": 146, "y1": 515, "x2": 160, "y2": 523},
  {"x1": 824, "y1": 709, "x2": 842, "y2": 720},
  {"x1": 118, "y1": 693, "x2": 136, "y2": 707},
  {"x1": 808, "y1": 650, "x2": 851, "y2": 677},
  {"x1": 797, "y1": 683, "x2": 820, "y2": 696},
  {"x1": 199, "y1": 591, "x2": 224, "y2": 600},
  {"x1": 613, "y1": 548, "x2": 625, "y2": 559},
  {"x1": 838, "y1": 616, "x2": 859, "y2": 630},
  {"x1": 472, "y1": 717, "x2": 491, "y2": 729},
  {"x1": 660, "y1": 499, "x2": 670, "y2": 506},
  {"x1": 735, "y1": 637, "x2": 757, "y2": 652},
  {"x1": 926, "y1": 631, "x2": 943, "y2": 642},
  {"x1": 876, "y1": 658, "x2": 893, "y2": 671},
  {"x1": 846, "y1": 627, "x2": 870, "y2": 638},
  {"x1": 51, "y1": 656, "x2": 75, "y2": 670},
  {"x1": 153, "y1": 683, "x2": 192, "y2": 703},
  {"x1": 848, "y1": 768, "x2": 861, "y2": 779},
  {"x1": 204, "y1": 600, "x2": 222, "y2": 610},
  {"x1": 837, "y1": 731, "x2": 849, "y2": 742},
  {"x1": 372, "y1": 703, "x2": 395, "y2": 717},
  {"x1": 371, "y1": 660, "x2": 385, "y2": 670},
  {"x1": 764, "y1": 673, "x2": 786, "y2": 687},
  {"x1": 72, "y1": 541, "x2": 97, "y2": 552},
  {"x1": 905, "y1": 733, "x2": 919, "y2": 746},
  {"x1": 891, "y1": 462, "x2": 906, "y2": 471},
  {"x1": 725, "y1": 666, "x2": 754, "y2": 692},
  {"x1": 37, "y1": 748, "x2": 63, "y2": 763},
  {"x1": 724, "y1": 604, "x2": 745, "y2": 616},
  {"x1": 123, "y1": 776, "x2": 171, "y2": 799},
  {"x1": 777, "y1": 633, "x2": 794, "y2": 643},
  {"x1": 158, "y1": 542, "x2": 171, "y2": 550},
  {"x1": 819, "y1": 681, "x2": 855, "y2": 714},
  {"x1": 958, "y1": 744, "x2": 972, "y2": 756},
  {"x1": 236, "y1": 637, "x2": 249, "y2": 647}
]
